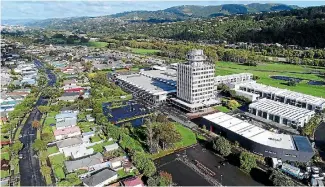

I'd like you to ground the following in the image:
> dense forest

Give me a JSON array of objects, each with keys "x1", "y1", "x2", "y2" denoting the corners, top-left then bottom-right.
[{"x1": 25, "y1": 5, "x2": 325, "y2": 48}]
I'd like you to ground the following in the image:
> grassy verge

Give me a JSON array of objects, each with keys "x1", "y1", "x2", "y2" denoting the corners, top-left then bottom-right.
[
  {"x1": 213, "y1": 105, "x2": 231, "y2": 113},
  {"x1": 87, "y1": 41, "x2": 108, "y2": 48}
]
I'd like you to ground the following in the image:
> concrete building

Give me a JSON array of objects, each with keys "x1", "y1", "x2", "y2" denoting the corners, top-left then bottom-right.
[
  {"x1": 249, "y1": 98, "x2": 315, "y2": 127},
  {"x1": 172, "y1": 49, "x2": 218, "y2": 112},
  {"x1": 116, "y1": 73, "x2": 176, "y2": 105},
  {"x1": 200, "y1": 112, "x2": 314, "y2": 162},
  {"x1": 234, "y1": 81, "x2": 325, "y2": 111},
  {"x1": 215, "y1": 73, "x2": 253, "y2": 87}
]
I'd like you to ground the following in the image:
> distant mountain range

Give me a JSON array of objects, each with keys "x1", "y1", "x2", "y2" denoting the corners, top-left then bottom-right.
[{"x1": 2, "y1": 3, "x2": 299, "y2": 26}]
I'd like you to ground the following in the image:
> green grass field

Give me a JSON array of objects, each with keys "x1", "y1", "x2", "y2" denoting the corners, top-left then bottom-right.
[
  {"x1": 131, "y1": 48, "x2": 160, "y2": 55},
  {"x1": 216, "y1": 62, "x2": 325, "y2": 97},
  {"x1": 0, "y1": 170, "x2": 9, "y2": 179},
  {"x1": 87, "y1": 140, "x2": 114, "y2": 153},
  {"x1": 47, "y1": 146, "x2": 59, "y2": 155},
  {"x1": 49, "y1": 154, "x2": 66, "y2": 180},
  {"x1": 87, "y1": 41, "x2": 108, "y2": 48},
  {"x1": 213, "y1": 105, "x2": 231, "y2": 113},
  {"x1": 0, "y1": 152, "x2": 9, "y2": 160}
]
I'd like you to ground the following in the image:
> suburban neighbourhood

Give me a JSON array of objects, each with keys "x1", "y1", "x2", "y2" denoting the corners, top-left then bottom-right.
[{"x1": 1, "y1": 1, "x2": 325, "y2": 187}]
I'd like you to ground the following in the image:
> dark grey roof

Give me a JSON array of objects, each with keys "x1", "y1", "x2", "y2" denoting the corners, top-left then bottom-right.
[
  {"x1": 56, "y1": 137, "x2": 82, "y2": 148},
  {"x1": 65, "y1": 152, "x2": 103, "y2": 172},
  {"x1": 82, "y1": 168, "x2": 117, "y2": 186}
]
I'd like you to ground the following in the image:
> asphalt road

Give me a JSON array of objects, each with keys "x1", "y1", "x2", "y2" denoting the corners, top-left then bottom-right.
[
  {"x1": 18, "y1": 60, "x2": 56, "y2": 186},
  {"x1": 155, "y1": 144, "x2": 266, "y2": 186},
  {"x1": 314, "y1": 122, "x2": 325, "y2": 160}
]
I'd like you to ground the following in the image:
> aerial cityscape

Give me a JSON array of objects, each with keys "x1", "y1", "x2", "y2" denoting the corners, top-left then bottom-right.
[{"x1": 1, "y1": 1, "x2": 325, "y2": 186}]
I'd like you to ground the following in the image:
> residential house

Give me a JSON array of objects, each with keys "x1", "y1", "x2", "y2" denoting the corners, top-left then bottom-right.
[
  {"x1": 55, "y1": 113, "x2": 77, "y2": 130},
  {"x1": 64, "y1": 87, "x2": 84, "y2": 93},
  {"x1": 104, "y1": 143, "x2": 119, "y2": 152},
  {"x1": 56, "y1": 137, "x2": 83, "y2": 153},
  {"x1": 65, "y1": 152, "x2": 103, "y2": 172},
  {"x1": 121, "y1": 177, "x2": 144, "y2": 187},
  {"x1": 53, "y1": 126, "x2": 81, "y2": 140},
  {"x1": 58, "y1": 92, "x2": 81, "y2": 102},
  {"x1": 63, "y1": 79, "x2": 77, "y2": 86},
  {"x1": 109, "y1": 156, "x2": 126, "y2": 169},
  {"x1": 82, "y1": 168, "x2": 118, "y2": 187}
]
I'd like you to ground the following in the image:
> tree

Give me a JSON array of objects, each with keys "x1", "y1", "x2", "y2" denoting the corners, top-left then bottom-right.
[
  {"x1": 32, "y1": 139, "x2": 47, "y2": 152},
  {"x1": 147, "y1": 176, "x2": 159, "y2": 186},
  {"x1": 11, "y1": 140, "x2": 23, "y2": 155},
  {"x1": 159, "y1": 171, "x2": 173, "y2": 186},
  {"x1": 38, "y1": 106, "x2": 50, "y2": 114},
  {"x1": 154, "y1": 123, "x2": 181, "y2": 150},
  {"x1": 40, "y1": 165, "x2": 52, "y2": 177},
  {"x1": 269, "y1": 169, "x2": 295, "y2": 186},
  {"x1": 302, "y1": 115, "x2": 321, "y2": 137},
  {"x1": 239, "y1": 151, "x2": 257, "y2": 173},
  {"x1": 32, "y1": 120, "x2": 41, "y2": 129},
  {"x1": 41, "y1": 133, "x2": 53, "y2": 143},
  {"x1": 145, "y1": 118, "x2": 158, "y2": 153},
  {"x1": 212, "y1": 137, "x2": 232, "y2": 156},
  {"x1": 143, "y1": 160, "x2": 157, "y2": 177},
  {"x1": 227, "y1": 100, "x2": 240, "y2": 110}
]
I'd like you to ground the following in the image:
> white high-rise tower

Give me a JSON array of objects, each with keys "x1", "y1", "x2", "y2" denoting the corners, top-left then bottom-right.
[{"x1": 177, "y1": 49, "x2": 215, "y2": 105}]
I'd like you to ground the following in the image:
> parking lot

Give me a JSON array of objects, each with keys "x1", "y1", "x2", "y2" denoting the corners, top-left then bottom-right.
[{"x1": 155, "y1": 144, "x2": 267, "y2": 186}]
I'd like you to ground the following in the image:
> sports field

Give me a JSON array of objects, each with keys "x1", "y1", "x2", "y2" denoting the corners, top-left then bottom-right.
[{"x1": 215, "y1": 62, "x2": 325, "y2": 97}]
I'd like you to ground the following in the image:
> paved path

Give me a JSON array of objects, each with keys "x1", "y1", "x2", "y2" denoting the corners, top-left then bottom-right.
[{"x1": 18, "y1": 60, "x2": 56, "y2": 186}]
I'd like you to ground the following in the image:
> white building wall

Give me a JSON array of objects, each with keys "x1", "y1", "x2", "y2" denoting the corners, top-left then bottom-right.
[{"x1": 177, "y1": 50, "x2": 215, "y2": 104}]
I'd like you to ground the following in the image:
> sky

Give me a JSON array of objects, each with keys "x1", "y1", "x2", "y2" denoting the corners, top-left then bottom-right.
[{"x1": 1, "y1": 0, "x2": 325, "y2": 20}]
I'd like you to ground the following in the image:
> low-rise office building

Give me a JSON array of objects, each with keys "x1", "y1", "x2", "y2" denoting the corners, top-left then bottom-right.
[
  {"x1": 200, "y1": 112, "x2": 314, "y2": 162},
  {"x1": 249, "y1": 98, "x2": 315, "y2": 127},
  {"x1": 116, "y1": 73, "x2": 176, "y2": 105},
  {"x1": 215, "y1": 73, "x2": 253, "y2": 87},
  {"x1": 234, "y1": 81, "x2": 325, "y2": 111}
]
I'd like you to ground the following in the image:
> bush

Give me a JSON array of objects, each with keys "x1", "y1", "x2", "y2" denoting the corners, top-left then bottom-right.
[
  {"x1": 239, "y1": 151, "x2": 257, "y2": 173},
  {"x1": 212, "y1": 137, "x2": 232, "y2": 156}
]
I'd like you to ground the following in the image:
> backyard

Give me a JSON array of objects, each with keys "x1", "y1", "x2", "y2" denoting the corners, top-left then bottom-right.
[
  {"x1": 49, "y1": 153, "x2": 66, "y2": 180},
  {"x1": 215, "y1": 61, "x2": 325, "y2": 97}
]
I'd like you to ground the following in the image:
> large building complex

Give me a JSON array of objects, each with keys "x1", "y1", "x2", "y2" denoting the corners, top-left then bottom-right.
[
  {"x1": 249, "y1": 98, "x2": 315, "y2": 127},
  {"x1": 233, "y1": 81, "x2": 325, "y2": 111},
  {"x1": 171, "y1": 50, "x2": 218, "y2": 112},
  {"x1": 116, "y1": 73, "x2": 176, "y2": 105},
  {"x1": 201, "y1": 112, "x2": 314, "y2": 162}
]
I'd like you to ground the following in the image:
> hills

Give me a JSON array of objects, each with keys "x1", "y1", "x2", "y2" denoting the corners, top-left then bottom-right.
[{"x1": 3, "y1": 3, "x2": 298, "y2": 26}]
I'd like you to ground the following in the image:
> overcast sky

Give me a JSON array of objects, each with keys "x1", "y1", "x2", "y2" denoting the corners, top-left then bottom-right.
[{"x1": 2, "y1": 1, "x2": 325, "y2": 20}]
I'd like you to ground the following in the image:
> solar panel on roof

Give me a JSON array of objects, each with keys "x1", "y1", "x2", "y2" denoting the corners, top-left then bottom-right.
[{"x1": 292, "y1": 135, "x2": 313, "y2": 152}]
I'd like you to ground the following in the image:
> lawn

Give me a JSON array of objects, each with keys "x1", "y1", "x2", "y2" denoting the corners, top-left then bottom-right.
[
  {"x1": 87, "y1": 41, "x2": 108, "y2": 48},
  {"x1": 78, "y1": 122, "x2": 95, "y2": 133},
  {"x1": 0, "y1": 152, "x2": 9, "y2": 160},
  {"x1": 47, "y1": 146, "x2": 59, "y2": 155},
  {"x1": 88, "y1": 140, "x2": 114, "y2": 153},
  {"x1": 49, "y1": 154, "x2": 66, "y2": 180},
  {"x1": 44, "y1": 117, "x2": 56, "y2": 127},
  {"x1": 90, "y1": 135, "x2": 102, "y2": 143},
  {"x1": 0, "y1": 170, "x2": 9, "y2": 179},
  {"x1": 215, "y1": 61, "x2": 325, "y2": 97},
  {"x1": 131, "y1": 48, "x2": 160, "y2": 55},
  {"x1": 213, "y1": 105, "x2": 231, "y2": 113}
]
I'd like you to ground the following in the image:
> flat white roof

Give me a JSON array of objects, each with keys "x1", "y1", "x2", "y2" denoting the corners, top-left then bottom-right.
[
  {"x1": 140, "y1": 69, "x2": 177, "y2": 85},
  {"x1": 203, "y1": 112, "x2": 296, "y2": 150},
  {"x1": 215, "y1": 73, "x2": 253, "y2": 80},
  {"x1": 249, "y1": 98, "x2": 315, "y2": 120},
  {"x1": 117, "y1": 74, "x2": 176, "y2": 95},
  {"x1": 238, "y1": 81, "x2": 325, "y2": 106}
]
